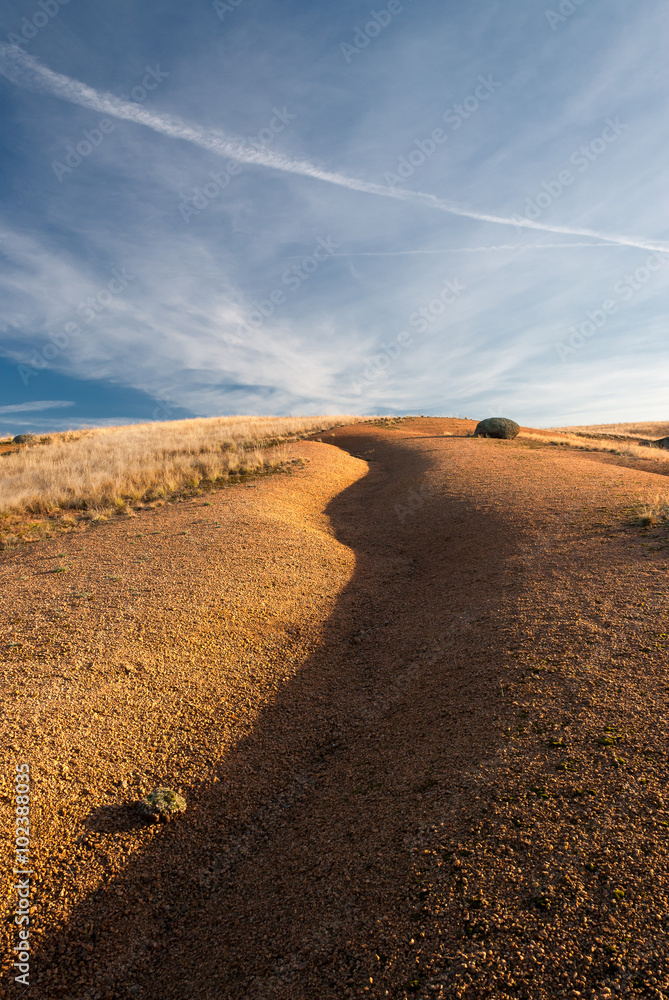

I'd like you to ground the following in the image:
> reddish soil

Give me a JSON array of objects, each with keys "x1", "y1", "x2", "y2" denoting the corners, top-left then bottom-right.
[{"x1": 2, "y1": 417, "x2": 669, "y2": 1000}]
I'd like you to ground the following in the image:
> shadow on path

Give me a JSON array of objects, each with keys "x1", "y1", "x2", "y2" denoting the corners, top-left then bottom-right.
[{"x1": 34, "y1": 428, "x2": 532, "y2": 1000}]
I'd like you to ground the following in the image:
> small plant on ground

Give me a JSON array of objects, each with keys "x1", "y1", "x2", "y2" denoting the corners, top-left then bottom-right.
[
  {"x1": 137, "y1": 787, "x2": 187, "y2": 823},
  {"x1": 635, "y1": 498, "x2": 669, "y2": 527}
]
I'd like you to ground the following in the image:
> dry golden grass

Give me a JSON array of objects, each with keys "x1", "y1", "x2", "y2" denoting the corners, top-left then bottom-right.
[
  {"x1": 519, "y1": 429, "x2": 669, "y2": 465},
  {"x1": 551, "y1": 420, "x2": 669, "y2": 439},
  {"x1": 0, "y1": 415, "x2": 363, "y2": 526}
]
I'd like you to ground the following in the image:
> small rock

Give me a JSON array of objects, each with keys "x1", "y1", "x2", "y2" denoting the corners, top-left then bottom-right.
[
  {"x1": 12, "y1": 433, "x2": 37, "y2": 445},
  {"x1": 473, "y1": 417, "x2": 520, "y2": 440},
  {"x1": 137, "y1": 787, "x2": 187, "y2": 823},
  {"x1": 638, "y1": 437, "x2": 669, "y2": 450}
]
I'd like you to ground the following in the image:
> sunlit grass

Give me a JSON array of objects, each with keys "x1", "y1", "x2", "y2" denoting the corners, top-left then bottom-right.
[
  {"x1": 0, "y1": 415, "x2": 363, "y2": 524},
  {"x1": 519, "y1": 429, "x2": 669, "y2": 465},
  {"x1": 550, "y1": 421, "x2": 669, "y2": 439}
]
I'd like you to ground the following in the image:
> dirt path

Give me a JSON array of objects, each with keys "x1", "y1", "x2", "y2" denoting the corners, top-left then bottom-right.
[{"x1": 2, "y1": 418, "x2": 669, "y2": 1000}]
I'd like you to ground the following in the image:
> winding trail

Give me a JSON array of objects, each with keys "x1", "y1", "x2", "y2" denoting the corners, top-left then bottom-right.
[{"x1": 2, "y1": 418, "x2": 669, "y2": 1000}]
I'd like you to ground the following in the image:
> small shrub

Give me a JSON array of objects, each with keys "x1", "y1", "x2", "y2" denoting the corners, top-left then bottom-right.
[
  {"x1": 137, "y1": 787, "x2": 187, "y2": 823},
  {"x1": 636, "y1": 498, "x2": 669, "y2": 527}
]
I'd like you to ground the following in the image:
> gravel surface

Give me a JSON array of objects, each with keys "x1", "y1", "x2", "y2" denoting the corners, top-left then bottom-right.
[{"x1": 1, "y1": 417, "x2": 669, "y2": 1000}]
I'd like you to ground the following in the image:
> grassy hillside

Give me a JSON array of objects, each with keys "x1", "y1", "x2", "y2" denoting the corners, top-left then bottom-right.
[{"x1": 0, "y1": 415, "x2": 363, "y2": 546}]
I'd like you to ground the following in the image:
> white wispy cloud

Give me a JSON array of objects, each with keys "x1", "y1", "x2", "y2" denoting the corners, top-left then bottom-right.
[
  {"x1": 0, "y1": 400, "x2": 74, "y2": 414},
  {"x1": 1, "y1": 43, "x2": 667, "y2": 257}
]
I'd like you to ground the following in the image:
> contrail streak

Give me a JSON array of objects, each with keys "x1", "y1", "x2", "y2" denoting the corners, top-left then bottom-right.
[
  {"x1": 328, "y1": 243, "x2": 624, "y2": 256},
  {"x1": 1, "y1": 43, "x2": 667, "y2": 256}
]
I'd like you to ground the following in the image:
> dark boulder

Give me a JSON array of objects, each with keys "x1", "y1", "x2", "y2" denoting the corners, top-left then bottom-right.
[
  {"x1": 473, "y1": 417, "x2": 520, "y2": 440},
  {"x1": 12, "y1": 434, "x2": 37, "y2": 445},
  {"x1": 638, "y1": 437, "x2": 669, "y2": 450}
]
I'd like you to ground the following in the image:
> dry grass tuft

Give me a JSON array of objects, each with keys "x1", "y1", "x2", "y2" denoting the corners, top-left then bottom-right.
[
  {"x1": 0, "y1": 415, "x2": 363, "y2": 537},
  {"x1": 636, "y1": 497, "x2": 669, "y2": 527}
]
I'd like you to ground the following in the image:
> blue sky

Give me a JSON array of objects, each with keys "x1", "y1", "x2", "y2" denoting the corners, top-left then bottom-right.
[{"x1": 0, "y1": 0, "x2": 667, "y2": 435}]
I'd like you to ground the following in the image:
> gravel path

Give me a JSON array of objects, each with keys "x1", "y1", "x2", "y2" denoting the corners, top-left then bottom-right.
[{"x1": 1, "y1": 418, "x2": 669, "y2": 1000}]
